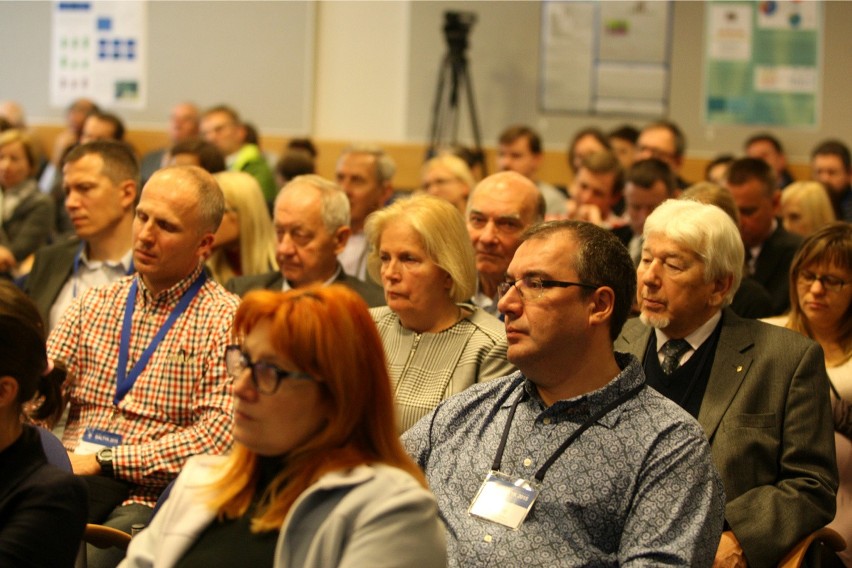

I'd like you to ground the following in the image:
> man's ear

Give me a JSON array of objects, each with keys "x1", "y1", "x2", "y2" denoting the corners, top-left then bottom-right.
[
  {"x1": 333, "y1": 226, "x2": 351, "y2": 255},
  {"x1": 709, "y1": 274, "x2": 734, "y2": 308},
  {"x1": 588, "y1": 286, "x2": 615, "y2": 328},
  {"x1": 120, "y1": 180, "x2": 138, "y2": 210},
  {"x1": 196, "y1": 232, "x2": 215, "y2": 261},
  {"x1": 0, "y1": 376, "x2": 20, "y2": 409}
]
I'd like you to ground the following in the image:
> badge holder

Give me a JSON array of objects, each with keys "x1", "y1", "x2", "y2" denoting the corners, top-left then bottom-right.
[{"x1": 468, "y1": 470, "x2": 540, "y2": 530}]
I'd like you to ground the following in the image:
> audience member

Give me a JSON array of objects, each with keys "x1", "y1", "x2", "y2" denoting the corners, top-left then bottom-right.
[
  {"x1": 497, "y1": 125, "x2": 566, "y2": 216},
  {"x1": 564, "y1": 150, "x2": 625, "y2": 229},
  {"x1": 812, "y1": 139, "x2": 852, "y2": 222},
  {"x1": 226, "y1": 174, "x2": 383, "y2": 306},
  {"x1": 680, "y1": 181, "x2": 774, "y2": 319},
  {"x1": 285, "y1": 137, "x2": 317, "y2": 160},
  {"x1": 120, "y1": 286, "x2": 446, "y2": 567},
  {"x1": 40, "y1": 98, "x2": 98, "y2": 193},
  {"x1": 25, "y1": 141, "x2": 138, "y2": 330},
  {"x1": 727, "y1": 157, "x2": 802, "y2": 315},
  {"x1": 405, "y1": 220, "x2": 724, "y2": 566},
  {"x1": 621, "y1": 157, "x2": 676, "y2": 265},
  {"x1": 781, "y1": 181, "x2": 837, "y2": 238},
  {"x1": 274, "y1": 148, "x2": 315, "y2": 186},
  {"x1": 616, "y1": 198, "x2": 837, "y2": 566},
  {"x1": 762, "y1": 222, "x2": 852, "y2": 566},
  {"x1": 47, "y1": 165, "x2": 239, "y2": 568},
  {"x1": 334, "y1": 144, "x2": 395, "y2": 281},
  {"x1": 745, "y1": 132, "x2": 794, "y2": 189},
  {"x1": 139, "y1": 102, "x2": 200, "y2": 185},
  {"x1": 167, "y1": 138, "x2": 226, "y2": 173},
  {"x1": 636, "y1": 120, "x2": 690, "y2": 189},
  {"x1": 566, "y1": 126, "x2": 610, "y2": 174},
  {"x1": 0, "y1": 100, "x2": 25, "y2": 129},
  {"x1": 0, "y1": 281, "x2": 88, "y2": 568},
  {"x1": 80, "y1": 110, "x2": 125, "y2": 144},
  {"x1": 200, "y1": 105, "x2": 276, "y2": 204},
  {"x1": 420, "y1": 153, "x2": 474, "y2": 214},
  {"x1": 705, "y1": 153, "x2": 735, "y2": 186},
  {"x1": 608, "y1": 124, "x2": 640, "y2": 172},
  {"x1": 366, "y1": 194, "x2": 513, "y2": 432},
  {"x1": 0, "y1": 129, "x2": 54, "y2": 276},
  {"x1": 466, "y1": 172, "x2": 543, "y2": 317}
]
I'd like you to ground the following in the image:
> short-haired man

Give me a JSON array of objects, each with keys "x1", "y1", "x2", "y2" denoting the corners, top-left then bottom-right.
[
  {"x1": 466, "y1": 172, "x2": 543, "y2": 316},
  {"x1": 565, "y1": 150, "x2": 625, "y2": 230},
  {"x1": 811, "y1": 139, "x2": 852, "y2": 222},
  {"x1": 80, "y1": 110, "x2": 125, "y2": 144},
  {"x1": 635, "y1": 120, "x2": 690, "y2": 189},
  {"x1": 745, "y1": 132, "x2": 794, "y2": 189},
  {"x1": 621, "y1": 157, "x2": 676, "y2": 265},
  {"x1": 405, "y1": 220, "x2": 725, "y2": 566},
  {"x1": 140, "y1": 102, "x2": 200, "y2": 185},
  {"x1": 616, "y1": 199, "x2": 836, "y2": 566},
  {"x1": 200, "y1": 104, "x2": 276, "y2": 203},
  {"x1": 47, "y1": 166, "x2": 239, "y2": 568},
  {"x1": 226, "y1": 174, "x2": 384, "y2": 306},
  {"x1": 334, "y1": 144, "x2": 395, "y2": 281},
  {"x1": 25, "y1": 141, "x2": 138, "y2": 330},
  {"x1": 726, "y1": 157, "x2": 802, "y2": 315},
  {"x1": 497, "y1": 125, "x2": 567, "y2": 216}
]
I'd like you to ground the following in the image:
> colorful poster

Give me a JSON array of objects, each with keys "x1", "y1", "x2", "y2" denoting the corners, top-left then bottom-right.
[
  {"x1": 51, "y1": 1, "x2": 147, "y2": 109},
  {"x1": 704, "y1": 1, "x2": 820, "y2": 127}
]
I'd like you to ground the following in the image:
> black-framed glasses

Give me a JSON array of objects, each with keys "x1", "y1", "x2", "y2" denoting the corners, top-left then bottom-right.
[
  {"x1": 798, "y1": 270, "x2": 847, "y2": 293},
  {"x1": 224, "y1": 345, "x2": 314, "y2": 394},
  {"x1": 498, "y1": 276, "x2": 598, "y2": 300}
]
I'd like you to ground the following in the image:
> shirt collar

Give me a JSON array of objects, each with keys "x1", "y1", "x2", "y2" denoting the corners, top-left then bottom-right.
[
  {"x1": 654, "y1": 310, "x2": 722, "y2": 353},
  {"x1": 79, "y1": 246, "x2": 134, "y2": 272},
  {"x1": 282, "y1": 264, "x2": 342, "y2": 291},
  {"x1": 137, "y1": 263, "x2": 205, "y2": 305}
]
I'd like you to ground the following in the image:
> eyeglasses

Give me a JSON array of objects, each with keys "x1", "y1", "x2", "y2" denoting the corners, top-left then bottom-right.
[
  {"x1": 498, "y1": 276, "x2": 598, "y2": 300},
  {"x1": 798, "y1": 270, "x2": 848, "y2": 293},
  {"x1": 468, "y1": 212, "x2": 525, "y2": 235},
  {"x1": 224, "y1": 345, "x2": 315, "y2": 394}
]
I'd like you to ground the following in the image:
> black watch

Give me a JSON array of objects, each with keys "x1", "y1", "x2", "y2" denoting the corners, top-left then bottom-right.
[{"x1": 96, "y1": 447, "x2": 115, "y2": 477}]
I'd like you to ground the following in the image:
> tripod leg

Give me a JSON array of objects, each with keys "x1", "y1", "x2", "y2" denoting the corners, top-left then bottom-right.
[
  {"x1": 429, "y1": 54, "x2": 452, "y2": 150},
  {"x1": 458, "y1": 56, "x2": 487, "y2": 176}
]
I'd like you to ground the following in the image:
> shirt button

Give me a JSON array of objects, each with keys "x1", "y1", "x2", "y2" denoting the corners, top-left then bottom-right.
[
  {"x1": 543, "y1": 417, "x2": 552, "y2": 425},
  {"x1": 483, "y1": 534, "x2": 492, "y2": 543},
  {"x1": 523, "y1": 458, "x2": 532, "y2": 467}
]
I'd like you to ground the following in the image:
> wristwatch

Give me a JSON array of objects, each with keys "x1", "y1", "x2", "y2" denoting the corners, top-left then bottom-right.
[{"x1": 96, "y1": 447, "x2": 115, "y2": 477}]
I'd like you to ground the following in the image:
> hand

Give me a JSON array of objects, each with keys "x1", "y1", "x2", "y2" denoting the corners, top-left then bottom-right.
[
  {"x1": 714, "y1": 531, "x2": 747, "y2": 568},
  {"x1": 68, "y1": 451, "x2": 102, "y2": 476}
]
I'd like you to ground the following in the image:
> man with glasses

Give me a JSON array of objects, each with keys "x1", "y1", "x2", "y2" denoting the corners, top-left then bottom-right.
[
  {"x1": 466, "y1": 171, "x2": 544, "y2": 316},
  {"x1": 47, "y1": 166, "x2": 239, "y2": 568},
  {"x1": 615, "y1": 199, "x2": 836, "y2": 566},
  {"x1": 404, "y1": 220, "x2": 725, "y2": 566},
  {"x1": 635, "y1": 120, "x2": 690, "y2": 190}
]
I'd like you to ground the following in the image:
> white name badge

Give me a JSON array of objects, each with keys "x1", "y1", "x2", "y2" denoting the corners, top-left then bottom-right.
[
  {"x1": 468, "y1": 471, "x2": 540, "y2": 530},
  {"x1": 75, "y1": 428, "x2": 122, "y2": 455}
]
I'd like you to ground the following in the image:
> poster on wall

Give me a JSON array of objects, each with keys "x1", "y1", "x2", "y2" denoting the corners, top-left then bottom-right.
[
  {"x1": 50, "y1": 1, "x2": 147, "y2": 109},
  {"x1": 704, "y1": 1, "x2": 820, "y2": 127},
  {"x1": 540, "y1": 1, "x2": 672, "y2": 116}
]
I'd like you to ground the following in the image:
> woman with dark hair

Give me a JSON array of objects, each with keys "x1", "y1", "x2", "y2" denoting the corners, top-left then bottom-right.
[
  {"x1": 121, "y1": 285, "x2": 445, "y2": 567},
  {"x1": 762, "y1": 222, "x2": 852, "y2": 565},
  {"x1": 0, "y1": 281, "x2": 87, "y2": 567}
]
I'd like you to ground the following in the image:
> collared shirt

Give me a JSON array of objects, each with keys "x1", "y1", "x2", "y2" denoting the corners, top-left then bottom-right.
[
  {"x1": 653, "y1": 310, "x2": 722, "y2": 369},
  {"x1": 47, "y1": 265, "x2": 240, "y2": 508},
  {"x1": 470, "y1": 277, "x2": 498, "y2": 317},
  {"x1": 403, "y1": 353, "x2": 724, "y2": 567},
  {"x1": 48, "y1": 246, "x2": 134, "y2": 331},
  {"x1": 280, "y1": 265, "x2": 341, "y2": 291},
  {"x1": 339, "y1": 232, "x2": 368, "y2": 280}
]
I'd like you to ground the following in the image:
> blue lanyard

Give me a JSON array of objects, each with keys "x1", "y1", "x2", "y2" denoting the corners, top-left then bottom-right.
[
  {"x1": 114, "y1": 271, "x2": 206, "y2": 405},
  {"x1": 72, "y1": 242, "x2": 135, "y2": 298}
]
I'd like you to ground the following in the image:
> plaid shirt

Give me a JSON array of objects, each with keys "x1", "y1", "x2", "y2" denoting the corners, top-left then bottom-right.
[{"x1": 47, "y1": 265, "x2": 239, "y2": 508}]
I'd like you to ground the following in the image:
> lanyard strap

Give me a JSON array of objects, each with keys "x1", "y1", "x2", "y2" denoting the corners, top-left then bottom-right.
[
  {"x1": 73, "y1": 242, "x2": 135, "y2": 299},
  {"x1": 492, "y1": 382, "x2": 645, "y2": 483},
  {"x1": 114, "y1": 272, "x2": 206, "y2": 405}
]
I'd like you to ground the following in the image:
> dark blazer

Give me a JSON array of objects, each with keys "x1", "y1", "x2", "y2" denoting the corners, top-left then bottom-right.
[
  {"x1": 0, "y1": 179, "x2": 54, "y2": 261},
  {"x1": 753, "y1": 224, "x2": 802, "y2": 316},
  {"x1": 0, "y1": 425, "x2": 88, "y2": 568},
  {"x1": 225, "y1": 267, "x2": 386, "y2": 308},
  {"x1": 615, "y1": 309, "x2": 837, "y2": 567},
  {"x1": 23, "y1": 237, "x2": 81, "y2": 325}
]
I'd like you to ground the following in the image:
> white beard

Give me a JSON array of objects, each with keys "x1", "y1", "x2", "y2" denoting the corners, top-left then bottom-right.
[{"x1": 640, "y1": 312, "x2": 670, "y2": 330}]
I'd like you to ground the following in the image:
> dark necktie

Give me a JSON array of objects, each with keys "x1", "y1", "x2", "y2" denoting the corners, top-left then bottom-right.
[{"x1": 661, "y1": 338, "x2": 691, "y2": 375}]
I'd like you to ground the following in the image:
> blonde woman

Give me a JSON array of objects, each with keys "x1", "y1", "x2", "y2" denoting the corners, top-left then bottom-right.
[
  {"x1": 420, "y1": 154, "x2": 475, "y2": 214},
  {"x1": 207, "y1": 171, "x2": 276, "y2": 285},
  {"x1": 780, "y1": 181, "x2": 837, "y2": 237}
]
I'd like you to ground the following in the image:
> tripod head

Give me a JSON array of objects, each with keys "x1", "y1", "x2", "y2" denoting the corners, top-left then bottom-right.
[{"x1": 443, "y1": 11, "x2": 476, "y2": 61}]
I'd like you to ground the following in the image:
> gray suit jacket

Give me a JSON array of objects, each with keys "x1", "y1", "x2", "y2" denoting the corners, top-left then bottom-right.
[
  {"x1": 225, "y1": 267, "x2": 385, "y2": 308},
  {"x1": 615, "y1": 309, "x2": 837, "y2": 567},
  {"x1": 23, "y1": 238, "x2": 81, "y2": 325}
]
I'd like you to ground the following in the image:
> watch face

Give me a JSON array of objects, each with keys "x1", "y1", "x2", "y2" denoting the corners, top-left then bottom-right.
[{"x1": 98, "y1": 448, "x2": 113, "y2": 461}]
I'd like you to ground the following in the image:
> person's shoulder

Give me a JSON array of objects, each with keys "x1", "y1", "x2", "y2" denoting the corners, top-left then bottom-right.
[
  {"x1": 337, "y1": 273, "x2": 385, "y2": 307},
  {"x1": 25, "y1": 460, "x2": 88, "y2": 504},
  {"x1": 199, "y1": 277, "x2": 240, "y2": 308},
  {"x1": 225, "y1": 271, "x2": 280, "y2": 295},
  {"x1": 769, "y1": 224, "x2": 804, "y2": 250},
  {"x1": 369, "y1": 305, "x2": 395, "y2": 323},
  {"x1": 427, "y1": 373, "x2": 523, "y2": 425},
  {"x1": 464, "y1": 305, "x2": 506, "y2": 339},
  {"x1": 32, "y1": 237, "x2": 81, "y2": 259}
]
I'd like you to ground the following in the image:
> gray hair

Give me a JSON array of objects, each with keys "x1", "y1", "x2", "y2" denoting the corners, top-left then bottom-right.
[
  {"x1": 339, "y1": 144, "x2": 396, "y2": 185},
  {"x1": 277, "y1": 174, "x2": 350, "y2": 233},
  {"x1": 644, "y1": 199, "x2": 743, "y2": 306}
]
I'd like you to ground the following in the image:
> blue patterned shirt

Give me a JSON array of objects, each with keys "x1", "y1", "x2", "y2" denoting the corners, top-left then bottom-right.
[{"x1": 403, "y1": 353, "x2": 725, "y2": 567}]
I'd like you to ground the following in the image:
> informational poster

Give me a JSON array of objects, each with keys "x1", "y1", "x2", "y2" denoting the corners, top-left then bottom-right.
[
  {"x1": 540, "y1": 1, "x2": 672, "y2": 116},
  {"x1": 51, "y1": 1, "x2": 147, "y2": 109},
  {"x1": 704, "y1": 1, "x2": 820, "y2": 127}
]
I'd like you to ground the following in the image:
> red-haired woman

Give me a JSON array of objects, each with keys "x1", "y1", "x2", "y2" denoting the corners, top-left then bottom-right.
[{"x1": 120, "y1": 285, "x2": 445, "y2": 567}]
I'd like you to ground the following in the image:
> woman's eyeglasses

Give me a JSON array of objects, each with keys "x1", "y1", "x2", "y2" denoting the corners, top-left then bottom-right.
[
  {"x1": 224, "y1": 345, "x2": 315, "y2": 394},
  {"x1": 797, "y1": 270, "x2": 847, "y2": 294}
]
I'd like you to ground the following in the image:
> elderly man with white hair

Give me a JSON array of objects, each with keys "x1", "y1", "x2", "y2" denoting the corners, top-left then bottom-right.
[{"x1": 615, "y1": 198, "x2": 837, "y2": 567}]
